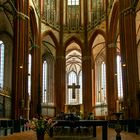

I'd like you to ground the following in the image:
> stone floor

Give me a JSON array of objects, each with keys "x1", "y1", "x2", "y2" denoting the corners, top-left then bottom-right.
[{"x1": 0, "y1": 127, "x2": 140, "y2": 140}]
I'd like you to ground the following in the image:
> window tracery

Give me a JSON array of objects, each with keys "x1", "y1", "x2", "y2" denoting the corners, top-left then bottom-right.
[
  {"x1": 88, "y1": 0, "x2": 106, "y2": 29},
  {"x1": 43, "y1": 0, "x2": 56, "y2": 25},
  {"x1": 66, "y1": 0, "x2": 80, "y2": 31}
]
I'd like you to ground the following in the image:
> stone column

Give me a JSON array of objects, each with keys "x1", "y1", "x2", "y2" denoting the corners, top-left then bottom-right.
[
  {"x1": 30, "y1": 48, "x2": 41, "y2": 118},
  {"x1": 12, "y1": 0, "x2": 30, "y2": 119},
  {"x1": 106, "y1": 41, "x2": 117, "y2": 116},
  {"x1": 55, "y1": 0, "x2": 65, "y2": 114},
  {"x1": 23, "y1": 0, "x2": 30, "y2": 119},
  {"x1": 105, "y1": 0, "x2": 118, "y2": 117},
  {"x1": 28, "y1": 6, "x2": 41, "y2": 118},
  {"x1": 119, "y1": 0, "x2": 139, "y2": 119},
  {"x1": 82, "y1": 55, "x2": 92, "y2": 117},
  {"x1": 55, "y1": 55, "x2": 65, "y2": 114},
  {"x1": 48, "y1": 60, "x2": 54, "y2": 104},
  {"x1": 82, "y1": 0, "x2": 92, "y2": 118}
]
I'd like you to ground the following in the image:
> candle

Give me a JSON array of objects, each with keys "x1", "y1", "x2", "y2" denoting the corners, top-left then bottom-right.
[{"x1": 116, "y1": 100, "x2": 120, "y2": 113}]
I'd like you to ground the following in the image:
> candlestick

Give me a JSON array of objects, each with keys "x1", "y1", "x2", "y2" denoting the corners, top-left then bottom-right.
[
  {"x1": 113, "y1": 112, "x2": 123, "y2": 140},
  {"x1": 116, "y1": 100, "x2": 120, "y2": 113}
]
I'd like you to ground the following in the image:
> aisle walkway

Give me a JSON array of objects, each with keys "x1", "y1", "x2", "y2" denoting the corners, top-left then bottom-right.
[{"x1": 0, "y1": 127, "x2": 140, "y2": 140}]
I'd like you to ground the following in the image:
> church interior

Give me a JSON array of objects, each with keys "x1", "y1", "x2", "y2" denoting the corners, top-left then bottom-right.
[{"x1": 0, "y1": 0, "x2": 140, "y2": 139}]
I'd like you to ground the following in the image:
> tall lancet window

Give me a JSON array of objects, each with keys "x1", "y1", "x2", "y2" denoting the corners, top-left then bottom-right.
[
  {"x1": 101, "y1": 62, "x2": 106, "y2": 103},
  {"x1": 28, "y1": 54, "x2": 32, "y2": 99},
  {"x1": 67, "y1": 0, "x2": 80, "y2": 30},
  {"x1": 43, "y1": 0, "x2": 56, "y2": 25},
  {"x1": 96, "y1": 60, "x2": 106, "y2": 103},
  {"x1": 0, "y1": 41, "x2": 4, "y2": 88},
  {"x1": 66, "y1": 48, "x2": 82, "y2": 105},
  {"x1": 42, "y1": 60, "x2": 47, "y2": 103},
  {"x1": 117, "y1": 55, "x2": 123, "y2": 99},
  {"x1": 95, "y1": 59, "x2": 107, "y2": 116},
  {"x1": 79, "y1": 71, "x2": 82, "y2": 104}
]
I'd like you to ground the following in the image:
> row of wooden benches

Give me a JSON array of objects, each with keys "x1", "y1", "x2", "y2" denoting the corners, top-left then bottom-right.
[
  {"x1": 0, "y1": 119, "x2": 140, "y2": 137},
  {"x1": 0, "y1": 119, "x2": 29, "y2": 136}
]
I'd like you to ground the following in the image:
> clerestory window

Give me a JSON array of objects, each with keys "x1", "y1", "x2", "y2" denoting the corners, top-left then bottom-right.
[
  {"x1": 43, "y1": 0, "x2": 56, "y2": 24},
  {"x1": 68, "y1": 0, "x2": 79, "y2": 5},
  {"x1": 67, "y1": 0, "x2": 80, "y2": 30}
]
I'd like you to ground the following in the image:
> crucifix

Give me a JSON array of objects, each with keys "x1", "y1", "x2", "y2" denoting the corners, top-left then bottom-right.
[{"x1": 68, "y1": 83, "x2": 80, "y2": 98}]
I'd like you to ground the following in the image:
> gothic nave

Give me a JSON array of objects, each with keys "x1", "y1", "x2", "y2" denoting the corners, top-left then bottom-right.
[{"x1": 0, "y1": 0, "x2": 140, "y2": 139}]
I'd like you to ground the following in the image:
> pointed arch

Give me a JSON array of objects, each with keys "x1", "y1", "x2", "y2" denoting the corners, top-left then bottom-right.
[
  {"x1": 89, "y1": 29, "x2": 106, "y2": 49},
  {"x1": 29, "y1": 6, "x2": 39, "y2": 44},
  {"x1": 42, "y1": 30, "x2": 59, "y2": 48},
  {"x1": 64, "y1": 36, "x2": 83, "y2": 51},
  {"x1": 109, "y1": 1, "x2": 119, "y2": 42}
]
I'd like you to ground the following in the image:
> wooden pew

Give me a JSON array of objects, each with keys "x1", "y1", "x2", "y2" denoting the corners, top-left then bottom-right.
[
  {"x1": 0, "y1": 120, "x2": 14, "y2": 136},
  {"x1": 0, "y1": 120, "x2": 7, "y2": 136},
  {"x1": 7, "y1": 120, "x2": 14, "y2": 135},
  {"x1": 14, "y1": 119, "x2": 25, "y2": 132},
  {"x1": 0, "y1": 119, "x2": 28, "y2": 136}
]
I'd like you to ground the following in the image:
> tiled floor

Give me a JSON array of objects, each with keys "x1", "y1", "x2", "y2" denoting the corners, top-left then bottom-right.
[{"x1": 0, "y1": 127, "x2": 140, "y2": 140}]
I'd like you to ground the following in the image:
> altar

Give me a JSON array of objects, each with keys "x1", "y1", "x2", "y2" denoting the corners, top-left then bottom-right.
[
  {"x1": 65, "y1": 82, "x2": 83, "y2": 115},
  {"x1": 64, "y1": 104, "x2": 83, "y2": 116},
  {"x1": 49, "y1": 120, "x2": 108, "y2": 140}
]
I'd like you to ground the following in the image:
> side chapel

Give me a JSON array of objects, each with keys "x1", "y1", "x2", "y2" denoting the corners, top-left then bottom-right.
[{"x1": 0, "y1": 0, "x2": 140, "y2": 121}]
